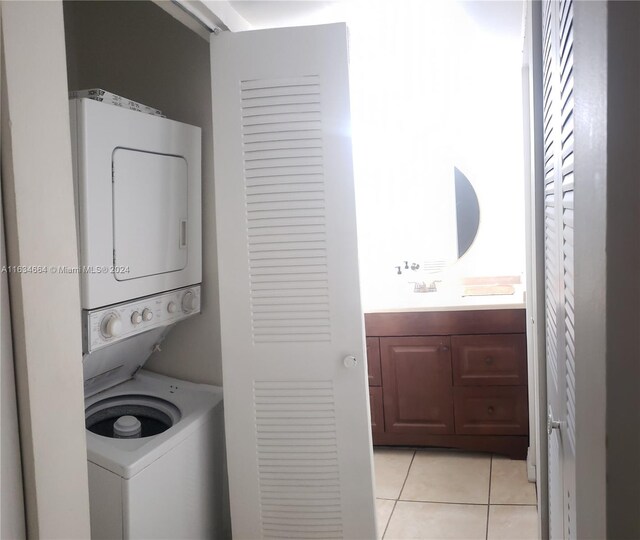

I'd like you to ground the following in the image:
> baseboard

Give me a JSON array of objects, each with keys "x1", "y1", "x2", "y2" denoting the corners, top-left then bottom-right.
[
  {"x1": 372, "y1": 433, "x2": 528, "y2": 460},
  {"x1": 526, "y1": 446, "x2": 536, "y2": 482}
]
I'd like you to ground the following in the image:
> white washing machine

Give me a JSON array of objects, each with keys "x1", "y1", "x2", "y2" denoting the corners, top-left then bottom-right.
[
  {"x1": 85, "y1": 369, "x2": 225, "y2": 540},
  {"x1": 70, "y1": 98, "x2": 227, "y2": 538},
  {"x1": 81, "y1": 288, "x2": 226, "y2": 539}
]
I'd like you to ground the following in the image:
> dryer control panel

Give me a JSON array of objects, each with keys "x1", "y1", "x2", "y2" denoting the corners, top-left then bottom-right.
[{"x1": 84, "y1": 285, "x2": 201, "y2": 352}]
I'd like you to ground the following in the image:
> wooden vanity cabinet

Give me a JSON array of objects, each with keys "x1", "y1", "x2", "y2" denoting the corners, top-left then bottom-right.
[
  {"x1": 380, "y1": 337, "x2": 455, "y2": 435},
  {"x1": 365, "y1": 309, "x2": 528, "y2": 459}
]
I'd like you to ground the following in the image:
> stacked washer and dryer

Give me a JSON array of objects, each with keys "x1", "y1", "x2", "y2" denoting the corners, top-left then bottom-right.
[{"x1": 70, "y1": 98, "x2": 225, "y2": 539}]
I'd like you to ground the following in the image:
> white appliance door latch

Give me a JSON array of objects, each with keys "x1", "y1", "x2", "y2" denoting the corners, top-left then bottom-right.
[{"x1": 179, "y1": 219, "x2": 187, "y2": 248}]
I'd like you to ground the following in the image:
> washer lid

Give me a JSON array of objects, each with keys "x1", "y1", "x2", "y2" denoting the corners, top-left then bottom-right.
[{"x1": 82, "y1": 327, "x2": 167, "y2": 397}]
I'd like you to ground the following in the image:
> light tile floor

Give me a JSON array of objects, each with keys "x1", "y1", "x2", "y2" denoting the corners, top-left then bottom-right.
[{"x1": 374, "y1": 448, "x2": 538, "y2": 540}]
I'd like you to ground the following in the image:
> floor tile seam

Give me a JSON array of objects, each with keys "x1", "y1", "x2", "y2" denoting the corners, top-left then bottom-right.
[
  {"x1": 381, "y1": 449, "x2": 415, "y2": 539},
  {"x1": 485, "y1": 454, "x2": 493, "y2": 540},
  {"x1": 489, "y1": 503, "x2": 539, "y2": 508},
  {"x1": 381, "y1": 499, "x2": 398, "y2": 540},
  {"x1": 396, "y1": 449, "x2": 416, "y2": 501},
  {"x1": 394, "y1": 499, "x2": 490, "y2": 508}
]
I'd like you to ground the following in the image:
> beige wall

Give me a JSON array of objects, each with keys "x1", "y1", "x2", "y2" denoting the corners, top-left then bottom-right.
[
  {"x1": 1, "y1": 1, "x2": 91, "y2": 537},
  {"x1": 63, "y1": 0, "x2": 222, "y2": 385}
]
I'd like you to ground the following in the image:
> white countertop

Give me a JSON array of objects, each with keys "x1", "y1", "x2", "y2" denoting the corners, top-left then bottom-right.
[{"x1": 362, "y1": 287, "x2": 526, "y2": 313}]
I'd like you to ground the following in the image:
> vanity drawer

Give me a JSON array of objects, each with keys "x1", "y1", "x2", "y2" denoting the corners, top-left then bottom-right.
[
  {"x1": 453, "y1": 386, "x2": 528, "y2": 435},
  {"x1": 452, "y1": 334, "x2": 526, "y2": 386},
  {"x1": 366, "y1": 337, "x2": 382, "y2": 386}
]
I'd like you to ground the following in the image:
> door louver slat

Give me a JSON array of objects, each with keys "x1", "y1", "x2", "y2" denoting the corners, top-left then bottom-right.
[
  {"x1": 254, "y1": 381, "x2": 343, "y2": 539},
  {"x1": 240, "y1": 76, "x2": 332, "y2": 343}
]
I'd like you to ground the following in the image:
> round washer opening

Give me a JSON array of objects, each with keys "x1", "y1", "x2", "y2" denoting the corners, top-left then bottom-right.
[{"x1": 85, "y1": 395, "x2": 181, "y2": 439}]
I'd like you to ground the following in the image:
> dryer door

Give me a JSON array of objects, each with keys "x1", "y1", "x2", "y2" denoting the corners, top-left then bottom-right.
[{"x1": 112, "y1": 149, "x2": 188, "y2": 281}]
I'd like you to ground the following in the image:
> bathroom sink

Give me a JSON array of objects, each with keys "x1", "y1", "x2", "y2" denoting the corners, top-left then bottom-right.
[{"x1": 363, "y1": 278, "x2": 525, "y2": 313}]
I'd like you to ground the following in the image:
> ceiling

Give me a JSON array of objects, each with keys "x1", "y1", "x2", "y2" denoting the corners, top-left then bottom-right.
[
  {"x1": 228, "y1": 1, "x2": 340, "y2": 28},
  {"x1": 227, "y1": 0, "x2": 524, "y2": 39},
  {"x1": 458, "y1": 1, "x2": 524, "y2": 40}
]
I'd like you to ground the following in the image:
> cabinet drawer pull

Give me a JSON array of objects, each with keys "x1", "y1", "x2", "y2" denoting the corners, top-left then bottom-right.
[
  {"x1": 487, "y1": 405, "x2": 495, "y2": 415},
  {"x1": 484, "y1": 356, "x2": 494, "y2": 365},
  {"x1": 441, "y1": 345, "x2": 449, "y2": 352}
]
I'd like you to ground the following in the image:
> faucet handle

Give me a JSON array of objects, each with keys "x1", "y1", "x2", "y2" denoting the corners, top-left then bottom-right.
[
  {"x1": 427, "y1": 279, "x2": 442, "y2": 292},
  {"x1": 409, "y1": 281, "x2": 427, "y2": 293}
]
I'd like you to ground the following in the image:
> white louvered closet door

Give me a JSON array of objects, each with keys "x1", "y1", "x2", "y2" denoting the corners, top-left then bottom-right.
[
  {"x1": 542, "y1": 0, "x2": 576, "y2": 538},
  {"x1": 210, "y1": 24, "x2": 377, "y2": 540}
]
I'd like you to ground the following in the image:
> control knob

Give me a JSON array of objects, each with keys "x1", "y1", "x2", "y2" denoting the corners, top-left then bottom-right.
[
  {"x1": 101, "y1": 314, "x2": 122, "y2": 339},
  {"x1": 182, "y1": 291, "x2": 198, "y2": 313},
  {"x1": 142, "y1": 308, "x2": 153, "y2": 322},
  {"x1": 167, "y1": 301, "x2": 177, "y2": 314},
  {"x1": 131, "y1": 311, "x2": 142, "y2": 325}
]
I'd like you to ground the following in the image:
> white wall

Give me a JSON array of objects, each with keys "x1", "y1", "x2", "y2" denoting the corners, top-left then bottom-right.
[
  {"x1": 348, "y1": 1, "x2": 526, "y2": 307},
  {"x1": 63, "y1": 0, "x2": 222, "y2": 385},
  {"x1": 1, "y1": 1, "x2": 91, "y2": 536}
]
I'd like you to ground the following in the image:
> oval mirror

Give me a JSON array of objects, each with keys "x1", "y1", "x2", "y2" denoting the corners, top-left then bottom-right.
[{"x1": 454, "y1": 167, "x2": 480, "y2": 259}]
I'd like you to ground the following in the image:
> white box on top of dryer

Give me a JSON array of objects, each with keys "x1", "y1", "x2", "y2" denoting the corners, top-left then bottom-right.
[{"x1": 69, "y1": 97, "x2": 202, "y2": 310}]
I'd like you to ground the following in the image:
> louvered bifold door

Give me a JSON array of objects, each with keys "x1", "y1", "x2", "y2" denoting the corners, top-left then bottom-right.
[
  {"x1": 211, "y1": 24, "x2": 377, "y2": 540},
  {"x1": 542, "y1": 0, "x2": 576, "y2": 538}
]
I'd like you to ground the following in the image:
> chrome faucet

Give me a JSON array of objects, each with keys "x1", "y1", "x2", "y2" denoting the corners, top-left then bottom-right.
[{"x1": 409, "y1": 280, "x2": 441, "y2": 293}]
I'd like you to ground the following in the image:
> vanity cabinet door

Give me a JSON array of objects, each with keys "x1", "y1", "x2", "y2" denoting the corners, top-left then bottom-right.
[{"x1": 380, "y1": 337, "x2": 455, "y2": 435}]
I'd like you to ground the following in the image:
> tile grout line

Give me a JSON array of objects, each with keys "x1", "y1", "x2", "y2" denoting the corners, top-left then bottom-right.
[
  {"x1": 486, "y1": 455, "x2": 493, "y2": 540},
  {"x1": 396, "y1": 499, "x2": 495, "y2": 507},
  {"x1": 490, "y1": 503, "x2": 539, "y2": 507},
  {"x1": 398, "y1": 449, "x2": 417, "y2": 501},
  {"x1": 382, "y1": 449, "x2": 417, "y2": 540},
  {"x1": 382, "y1": 500, "x2": 398, "y2": 540}
]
